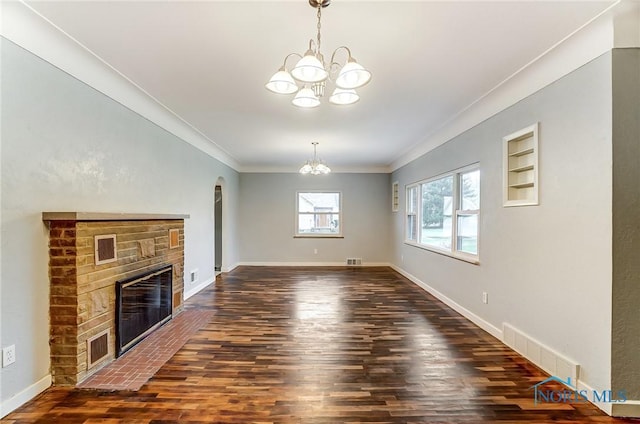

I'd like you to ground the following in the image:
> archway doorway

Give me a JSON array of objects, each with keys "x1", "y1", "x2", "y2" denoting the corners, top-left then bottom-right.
[{"x1": 214, "y1": 184, "x2": 223, "y2": 273}]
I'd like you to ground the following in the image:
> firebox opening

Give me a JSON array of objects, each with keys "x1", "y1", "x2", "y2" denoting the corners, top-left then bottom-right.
[{"x1": 115, "y1": 265, "x2": 173, "y2": 357}]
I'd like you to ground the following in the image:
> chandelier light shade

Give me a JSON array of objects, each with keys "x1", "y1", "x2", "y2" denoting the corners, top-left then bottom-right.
[
  {"x1": 291, "y1": 51, "x2": 328, "y2": 83},
  {"x1": 292, "y1": 86, "x2": 321, "y2": 108},
  {"x1": 300, "y1": 142, "x2": 331, "y2": 175},
  {"x1": 266, "y1": 0, "x2": 371, "y2": 108},
  {"x1": 265, "y1": 66, "x2": 299, "y2": 94},
  {"x1": 329, "y1": 88, "x2": 359, "y2": 105},
  {"x1": 334, "y1": 59, "x2": 372, "y2": 89}
]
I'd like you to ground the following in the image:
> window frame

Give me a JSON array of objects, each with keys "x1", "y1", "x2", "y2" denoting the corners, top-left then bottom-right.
[
  {"x1": 294, "y1": 190, "x2": 343, "y2": 238},
  {"x1": 404, "y1": 164, "x2": 480, "y2": 264}
]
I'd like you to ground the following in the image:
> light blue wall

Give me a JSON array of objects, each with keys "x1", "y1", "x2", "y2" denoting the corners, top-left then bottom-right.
[
  {"x1": 1, "y1": 39, "x2": 240, "y2": 405},
  {"x1": 391, "y1": 53, "x2": 613, "y2": 393},
  {"x1": 239, "y1": 173, "x2": 391, "y2": 264}
]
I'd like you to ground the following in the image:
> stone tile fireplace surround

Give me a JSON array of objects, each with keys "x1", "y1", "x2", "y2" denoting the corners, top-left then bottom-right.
[{"x1": 42, "y1": 212, "x2": 189, "y2": 386}]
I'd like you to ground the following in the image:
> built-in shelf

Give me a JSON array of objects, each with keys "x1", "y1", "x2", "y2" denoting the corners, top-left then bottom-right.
[
  {"x1": 392, "y1": 181, "x2": 399, "y2": 212},
  {"x1": 503, "y1": 123, "x2": 539, "y2": 207},
  {"x1": 509, "y1": 181, "x2": 535, "y2": 189},
  {"x1": 508, "y1": 164, "x2": 535, "y2": 173},
  {"x1": 508, "y1": 147, "x2": 534, "y2": 157}
]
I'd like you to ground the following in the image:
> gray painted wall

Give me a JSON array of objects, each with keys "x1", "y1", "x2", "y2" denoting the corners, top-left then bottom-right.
[
  {"x1": 611, "y1": 48, "x2": 640, "y2": 399},
  {"x1": 239, "y1": 173, "x2": 391, "y2": 264},
  {"x1": 391, "y1": 53, "x2": 614, "y2": 393},
  {"x1": 0, "y1": 39, "x2": 240, "y2": 404}
]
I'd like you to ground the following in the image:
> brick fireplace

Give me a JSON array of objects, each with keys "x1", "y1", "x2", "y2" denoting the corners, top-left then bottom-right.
[{"x1": 42, "y1": 212, "x2": 188, "y2": 386}]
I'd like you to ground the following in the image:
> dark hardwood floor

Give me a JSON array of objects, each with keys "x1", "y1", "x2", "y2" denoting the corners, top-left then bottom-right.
[{"x1": 3, "y1": 266, "x2": 637, "y2": 423}]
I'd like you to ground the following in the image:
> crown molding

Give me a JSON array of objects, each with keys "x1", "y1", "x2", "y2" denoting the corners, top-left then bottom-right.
[
  {"x1": 0, "y1": 1, "x2": 240, "y2": 171},
  {"x1": 390, "y1": 1, "x2": 621, "y2": 172}
]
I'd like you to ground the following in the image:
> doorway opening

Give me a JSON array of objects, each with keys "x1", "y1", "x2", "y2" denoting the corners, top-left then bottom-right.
[{"x1": 214, "y1": 184, "x2": 223, "y2": 274}]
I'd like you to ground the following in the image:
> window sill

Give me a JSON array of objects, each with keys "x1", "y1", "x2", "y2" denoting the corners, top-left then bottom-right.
[
  {"x1": 294, "y1": 235, "x2": 344, "y2": 239},
  {"x1": 404, "y1": 241, "x2": 480, "y2": 265}
]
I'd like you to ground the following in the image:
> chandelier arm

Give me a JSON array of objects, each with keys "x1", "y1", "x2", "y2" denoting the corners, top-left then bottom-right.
[
  {"x1": 282, "y1": 52, "x2": 303, "y2": 69},
  {"x1": 329, "y1": 46, "x2": 353, "y2": 67}
]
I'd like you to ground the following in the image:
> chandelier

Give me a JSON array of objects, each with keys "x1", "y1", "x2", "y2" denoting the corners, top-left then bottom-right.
[
  {"x1": 300, "y1": 142, "x2": 331, "y2": 174},
  {"x1": 265, "y1": 0, "x2": 371, "y2": 108}
]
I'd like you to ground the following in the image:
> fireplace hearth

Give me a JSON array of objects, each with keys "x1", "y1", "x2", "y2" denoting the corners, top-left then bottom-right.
[{"x1": 116, "y1": 265, "x2": 173, "y2": 356}]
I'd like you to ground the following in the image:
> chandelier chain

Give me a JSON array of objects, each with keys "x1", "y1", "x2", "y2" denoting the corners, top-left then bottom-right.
[{"x1": 316, "y1": 3, "x2": 322, "y2": 58}]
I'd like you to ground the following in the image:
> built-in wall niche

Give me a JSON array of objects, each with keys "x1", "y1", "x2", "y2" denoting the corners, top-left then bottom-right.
[
  {"x1": 392, "y1": 181, "x2": 399, "y2": 212},
  {"x1": 503, "y1": 123, "x2": 539, "y2": 207}
]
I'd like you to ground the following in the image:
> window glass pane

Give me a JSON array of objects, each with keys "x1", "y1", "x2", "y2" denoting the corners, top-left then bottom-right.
[
  {"x1": 406, "y1": 186, "x2": 418, "y2": 241},
  {"x1": 407, "y1": 186, "x2": 418, "y2": 213},
  {"x1": 298, "y1": 192, "x2": 340, "y2": 212},
  {"x1": 456, "y1": 213, "x2": 478, "y2": 254},
  {"x1": 420, "y1": 176, "x2": 453, "y2": 250},
  {"x1": 460, "y1": 170, "x2": 480, "y2": 211},
  {"x1": 406, "y1": 215, "x2": 417, "y2": 241},
  {"x1": 298, "y1": 213, "x2": 339, "y2": 234},
  {"x1": 297, "y1": 192, "x2": 340, "y2": 235}
]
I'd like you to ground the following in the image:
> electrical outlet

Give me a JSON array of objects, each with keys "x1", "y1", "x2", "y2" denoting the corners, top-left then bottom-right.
[
  {"x1": 314, "y1": 248, "x2": 318, "y2": 254},
  {"x1": 482, "y1": 292, "x2": 489, "y2": 304},
  {"x1": 190, "y1": 269, "x2": 199, "y2": 283},
  {"x1": 2, "y1": 345, "x2": 16, "y2": 367}
]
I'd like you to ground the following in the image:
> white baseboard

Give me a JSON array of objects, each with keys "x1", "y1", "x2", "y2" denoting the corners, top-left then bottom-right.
[
  {"x1": 0, "y1": 374, "x2": 51, "y2": 418},
  {"x1": 389, "y1": 264, "x2": 503, "y2": 340},
  {"x1": 578, "y1": 379, "x2": 640, "y2": 418},
  {"x1": 612, "y1": 400, "x2": 640, "y2": 418},
  {"x1": 503, "y1": 322, "x2": 580, "y2": 383},
  {"x1": 221, "y1": 262, "x2": 239, "y2": 273},
  {"x1": 184, "y1": 277, "x2": 214, "y2": 300},
  {"x1": 237, "y1": 261, "x2": 391, "y2": 267}
]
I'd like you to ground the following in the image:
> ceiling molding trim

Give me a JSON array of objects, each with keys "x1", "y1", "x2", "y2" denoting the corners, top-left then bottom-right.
[
  {"x1": 238, "y1": 165, "x2": 392, "y2": 174},
  {"x1": 0, "y1": 1, "x2": 240, "y2": 171},
  {"x1": 390, "y1": 1, "x2": 620, "y2": 172}
]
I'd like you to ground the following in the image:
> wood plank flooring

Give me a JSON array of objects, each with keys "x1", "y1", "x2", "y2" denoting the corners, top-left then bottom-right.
[{"x1": 3, "y1": 266, "x2": 636, "y2": 423}]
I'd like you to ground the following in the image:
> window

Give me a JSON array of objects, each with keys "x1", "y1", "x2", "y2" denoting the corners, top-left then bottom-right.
[
  {"x1": 405, "y1": 165, "x2": 480, "y2": 262},
  {"x1": 296, "y1": 191, "x2": 342, "y2": 237}
]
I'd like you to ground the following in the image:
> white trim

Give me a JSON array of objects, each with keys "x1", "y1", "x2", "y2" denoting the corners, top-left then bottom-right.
[
  {"x1": 0, "y1": 374, "x2": 51, "y2": 418},
  {"x1": 0, "y1": 1, "x2": 238, "y2": 171},
  {"x1": 295, "y1": 191, "x2": 343, "y2": 238},
  {"x1": 503, "y1": 322, "x2": 580, "y2": 385},
  {"x1": 184, "y1": 277, "x2": 214, "y2": 300},
  {"x1": 238, "y1": 261, "x2": 391, "y2": 267},
  {"x1": 612, "y1": 400, "x2": 640, "y2": 419},
  {"x1": 239, "y1": 166, "x2": 391, "y2": 174},
  {"x1": 389, "y1": 264, "x2": 503, "y2": 340},
  {"x1": 403, "y1": 163, "x2": 480, "y2": 263},
  {"x1": 221, "y1": 262, "x2": 239, "y2": 273},
  {"x1": 576, "y1": 379, "x2": 640, "y2": 418}
]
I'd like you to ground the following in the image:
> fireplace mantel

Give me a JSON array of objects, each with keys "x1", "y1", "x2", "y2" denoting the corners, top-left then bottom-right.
[{"x1": 43, "y1": 212, "x2": 189, "y2": 222}]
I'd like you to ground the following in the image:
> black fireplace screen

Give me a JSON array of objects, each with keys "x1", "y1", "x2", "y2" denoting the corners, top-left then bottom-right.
[{"x1": 115, "y1": 265, "x2": 173, "y2": 357}]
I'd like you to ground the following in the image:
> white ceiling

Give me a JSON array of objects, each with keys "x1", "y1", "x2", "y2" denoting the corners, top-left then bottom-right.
[{"x1": 25, "y1": 0, "x2": 615, "y2": 172}]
